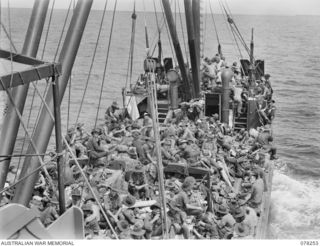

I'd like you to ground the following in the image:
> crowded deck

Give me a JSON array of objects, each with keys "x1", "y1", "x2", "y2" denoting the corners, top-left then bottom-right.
[{"x1": 1, "y1": 60, "x2": 276, "y2": 238}]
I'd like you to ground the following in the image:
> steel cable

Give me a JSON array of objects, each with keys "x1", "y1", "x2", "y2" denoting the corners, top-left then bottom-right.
[
  {"x1": 94, "y1": 0, "x2": 118, "y2": 128},
  {"x1": 74, "y1": 0, "x2": 109, "y2": 126}
]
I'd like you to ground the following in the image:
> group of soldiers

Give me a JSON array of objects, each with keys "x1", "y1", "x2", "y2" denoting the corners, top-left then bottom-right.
[{"x1": 0, "y1": 91, "x2": 277, "y2": 239}]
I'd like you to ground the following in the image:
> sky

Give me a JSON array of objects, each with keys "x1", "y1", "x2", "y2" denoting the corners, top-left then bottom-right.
[{"x1": 2, "y1": 0, "x2": 320, "y2": 16}]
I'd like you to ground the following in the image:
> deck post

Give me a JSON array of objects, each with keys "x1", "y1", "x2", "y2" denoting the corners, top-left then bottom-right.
[
  {"x1": 249, "y1": 28, "x2": 255, "y2": 88},
  {"x1": 0, "y1": 0, "x2": 50, "y2": 190},
  {"x1": 13, "y1": 0, "x2": 93, "y2": 206},
  {"x1": 148, "y1": 71, "x2": 169, "y2": 239},
  {"x1": 221, "y1": 69, "x2": 233, "y2": 125},
  {"x1": 52, "y1": 76, "x2": 65, "y2": 214}
]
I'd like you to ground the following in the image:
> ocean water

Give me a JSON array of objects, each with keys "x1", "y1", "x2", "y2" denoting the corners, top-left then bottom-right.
[{"x1": 0, "y1": 6, "x2": 319, "y2": 239}]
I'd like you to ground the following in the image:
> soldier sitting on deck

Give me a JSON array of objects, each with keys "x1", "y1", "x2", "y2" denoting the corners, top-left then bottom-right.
[
  {"x1": 87, "y1": 128, "x2": 109, "y2": 166},
  {"x1": 174, "y1": 176, "x2": 203, "y2": 217},
  {"x1": 104, "y1": 101, "x2": 120, "y2": 133}
]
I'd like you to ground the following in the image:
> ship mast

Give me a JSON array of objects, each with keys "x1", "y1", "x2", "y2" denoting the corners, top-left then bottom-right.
[
  {"x1": 184, "y1": 0, "x2": 201, "y2": 98},
  {"x1": 249, "y1": 28, "x2": 255, "y2": 88},
  {"x1": 13, "y1": 0, "x2": 93, "y2": 206},
  {"x1": 0, "y1": 0, "x2": 50, "y2": 190},
  {"x1": 162, "y1": 0, "x2": 193, "y2": 101}
]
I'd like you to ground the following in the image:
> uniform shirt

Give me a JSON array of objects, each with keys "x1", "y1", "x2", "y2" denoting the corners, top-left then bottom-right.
[
  {"x1": 103, "y1": 193, "x2": 121, "y2": 213},
  {"x1": 250, "y1": 178, "x2": 264, "y2": 205},
  {"x1": 86, "y1": 136, "x2": 105, "y2": 153},
  {"x1": 174, "y1": 190, "x2": 189, "y2": 211},
  {"x1": 132, "y1": 137, "x2": 146, "y2": 162},
  {"x1": 257, "y1": 132, "x2": 271, "y2": 146},
  {"x1": 105, "y1": 106, "x2": 117, "y2": 122}
]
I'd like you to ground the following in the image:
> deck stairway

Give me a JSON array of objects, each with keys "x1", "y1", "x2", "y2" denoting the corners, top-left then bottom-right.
[
  {"x1": 234, "y1": 103, "x2": 248, "y2": 131},
  {"x1": 157, "y1": 100, "x2": 169, "y2": 123}
]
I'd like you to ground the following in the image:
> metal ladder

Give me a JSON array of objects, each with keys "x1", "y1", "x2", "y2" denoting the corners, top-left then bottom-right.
[
  {"x1": 157, "y1": 100, "x2": 169, "y2": 123},
  {"x1": 234, "y1": 102, "x2": 248, "y2": 131}
]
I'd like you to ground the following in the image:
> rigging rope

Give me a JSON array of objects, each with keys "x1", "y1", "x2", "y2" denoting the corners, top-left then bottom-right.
[
  {"x1": 2, "y1": 72, "x2": 117, "y2": 238},
  {"x1": 7, "y1": 0, "x2": 14, "y2": 90},
  {"x1": 209, "y1": 0, "x2": 221, "y2": 46},
  {"x1": 153, "y1": 0, "x2": 161, "y2": 35},
  {"x1": 124, "y1": 0, "x2": 136, "y2": 91},
  {"x1": 67, "y1": 0, "x2": 76, "y2": 130},
  {"x1": 217, "y1": 0, "x2": 250, "y2": 77},
  {"x1": 0, "y1": 78, "x2": 58, "y2": 202},
  {"x1": 217, "y1": 0, "x2": 240, "y2": 57},
  {"x1": 62, "y1": 137, "x2": 119, "y2": 239},
  {"x1": 53, "y1": 0, "x2": 73, "y2": 62},
  {"x1": 151, "y1": 0, "x2": 165, "y2": 56},
  {"x1": 94, "y1": 0, "x2": 118, "y2": 128},
  {"x1": 0, "y1": 24, "x2": 16, "y2": 51},
  {"x1": 177, "y1": 0, "x2": 189, "y2": 65},
  {"x1": 0, "y1": 153, "x2": 58, "y2": 194},
  {"x1": 219, "y1": 0, "x2": 250, "y2": 56},
  {"x1": 230, "y1": 24, "x2": 243, "y2": 58},
  {"x1": 74, "y1": 0, "x2": 109, "y2": 126},
  {"x1": 150, "y1": 0, "x2": 162, "y2": 58},
  {"x1": 31, "y1": 0, "x2": 73, "y2": 141}
]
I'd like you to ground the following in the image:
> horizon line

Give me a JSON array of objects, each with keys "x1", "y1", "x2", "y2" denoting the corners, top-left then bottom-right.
[{"x1": 2, "y1": 7, "x2": 320, "y2": 17}]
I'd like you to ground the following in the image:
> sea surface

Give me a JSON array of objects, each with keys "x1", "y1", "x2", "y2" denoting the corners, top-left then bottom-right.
[{"x1": 0, "y1": 6, "x2": 319, "y2": 239}]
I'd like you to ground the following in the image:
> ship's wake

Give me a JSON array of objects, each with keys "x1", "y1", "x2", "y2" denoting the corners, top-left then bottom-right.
[{"x1": 268, "y1": 166, "x2": 320, "y2": 238}]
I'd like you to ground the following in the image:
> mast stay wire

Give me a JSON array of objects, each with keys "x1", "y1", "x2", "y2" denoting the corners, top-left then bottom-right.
[
  {"x1": 0, "y1": 153, "x2": 59, "y2": 193},
  {"x1": 177, "y1": 0, "x2": 189, "y2": 65},
  {"x1": 0, "y1": 24, "x2": 16, "y2": 52},
  {"x1": 74, "y1": 0, "x2": 109, "y2": 126},
  {"x1": 0, "y1": 27, "x2": 65, "y2": 133},
  {"x1": 217, "y1": 0, "x2": 243, "y2": 58},
  {"x1": 67, "y1": 0, "x2": 76, "y2": 130},
  {"x1": 62, "y1": 137, "x2": 119, "y2": 239},
  {"x1": 7, "y1": 0, "x2": 14, "y2": 91},
  {"x1": 30, "y1": 0, "x2": 73, "y2": 142},
  {"x1": 124, "y1": 0, "x2": 136, "y2": 92},
  {"x1": 0, "y1": 103, "x2": 120, "y2": 240},
  {"x1": 153, "y1": 0, "x2": 161, "y2": 35},
  {"x1": 94, "y1": 0, "x2": 118, "y2": 128},
  {"x1": 217, "y1": 0, "x2": 247, "y2": 75},
  {"x1": 150, "y1": 0, "x2": 163, "y2": 57},
  {"x1": 123, "y1": 0, "x2": 164, "y2": 112},
  {"x1": 16, "y1": 0, "x2": 57, "y2": 181},
  {"x1": 219, "y1": 0, "x2": 250, "y2": 56},
  {"x1": 208, "y1": 0, "x2": 221, "y2": 47},
  {"x1": 53, "y1": 0, "x2": 73, "y2": 62},
  {"x1": 0, "y1": 78, "x2": 59, "y2": 203},
  {"x1": 149, "y1": 0, "x2": 176, "y2": 59}
]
